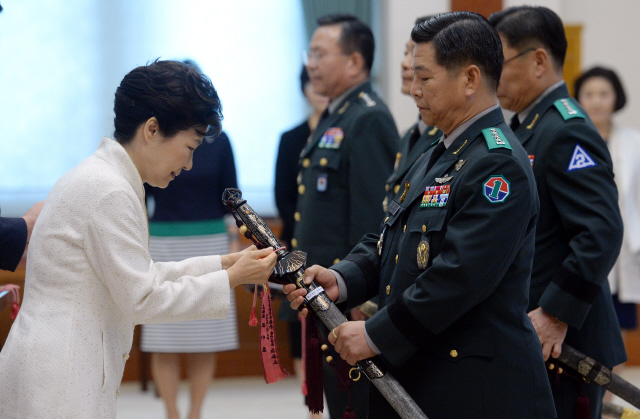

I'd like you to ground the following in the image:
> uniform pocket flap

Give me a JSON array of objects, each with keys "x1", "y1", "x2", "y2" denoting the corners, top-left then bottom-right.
[
  {"x1": 311, "y1": 150, "x2": 341, "y2": 170},
  {"x1": 408, "y1": 208, "x2": 447, "y2": 234},
  {"x1": 435, "y1": 325, "x2": 495, "y2": 362}
]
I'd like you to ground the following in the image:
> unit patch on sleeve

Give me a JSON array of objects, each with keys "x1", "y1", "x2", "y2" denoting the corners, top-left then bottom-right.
[
  {"x1": 483, "y1": 176, "x2": 510, "y2": 203},
  {"x1": 318, "y1": 128, "x2": 344, "y2": 149},
  {"x1": 421, "y1": 185, "x2": 450, "y2": 208},
  {"x1": 567, "y1": 144, "x2": 597, "y2": 172}
]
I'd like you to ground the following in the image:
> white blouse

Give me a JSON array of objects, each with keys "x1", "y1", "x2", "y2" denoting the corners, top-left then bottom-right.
[{"x1": 0, "y1": 137, "x2": 231, "y2": 419}]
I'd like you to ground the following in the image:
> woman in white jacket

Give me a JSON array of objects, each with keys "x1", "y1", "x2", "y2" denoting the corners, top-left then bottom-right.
[
  {"x1": 0, "y1": 60, "x2": 277, "y2": 419},
  {"x1": 575, "y1": 67, "x2": 640, "y2": 329}
]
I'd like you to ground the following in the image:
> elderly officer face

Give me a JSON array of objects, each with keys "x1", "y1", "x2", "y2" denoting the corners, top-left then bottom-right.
[
  {"x1": 307, "y1": 24, "x2": 352, "y2": 99},
  {"x1": 410, "y1": 42, "x2": 468, "y2": 135}
]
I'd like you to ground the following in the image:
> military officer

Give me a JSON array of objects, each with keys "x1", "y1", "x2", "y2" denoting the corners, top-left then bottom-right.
[
  {"x1": 383, "y1": 15, "x2": 442, "y2": 213},
  {"x1": 286, "y1": 12, "x2": 556, "y2": 419},
  {"x1": 489, "y1": 7, "x2": 626, "y2": 418},
  {"x1": 294, "y1": 14, "x2": 398, "y2": 418}
]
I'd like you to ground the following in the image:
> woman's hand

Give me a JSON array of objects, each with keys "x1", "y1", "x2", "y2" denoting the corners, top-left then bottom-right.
[
  {"x1": 221, "y1": 244, "x2": 256, "y2": 270},
  {"x1": 226, "y1": 247, "x2": 277, "y2": 288}
]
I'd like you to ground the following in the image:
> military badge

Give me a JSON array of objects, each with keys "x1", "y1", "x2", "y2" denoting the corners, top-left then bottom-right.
[
  {"x1": 399, "y1": 181, "x2": 410, "y2": 203},
  {"x1": 454, "y1": 159, "x2": 467, "y2": 172},
  {"x1": 483, "y1": 175, "x2": 510, "y2": 203},
  {"x1": 435, "y1": 175, "x2": 453, "y2": 184},
  {"x1": 377, "y1": 231, "x2": 384, "y2": 256},
  {"x1": 567, "y1": 144, "x2": 597, "y2": 172},
  {"x1": 421, "y1": 185, "x2": 449, "y2": 208},
  {"x1": 417, "y1": 240, "x2": 429, "y2": 269},
  {"x1": 318, "y1": 127, "x2": 344, "y2": 149},
  {"x1": 529, "y1": 155, "x2": 535, "y2": 166},
  {"x1": 317, "y1": 173, "x2": 328, "y2": 192}
]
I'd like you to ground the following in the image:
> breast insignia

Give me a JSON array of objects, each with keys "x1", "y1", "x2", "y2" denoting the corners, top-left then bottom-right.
[{"x1": 417, "y1": 240, "x2": 429, "y2": 269}]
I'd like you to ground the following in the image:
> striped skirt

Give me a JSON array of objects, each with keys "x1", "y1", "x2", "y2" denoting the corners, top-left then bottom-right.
[{"x1": 141, "y1": 223, "x2": 239, "y2": 353}]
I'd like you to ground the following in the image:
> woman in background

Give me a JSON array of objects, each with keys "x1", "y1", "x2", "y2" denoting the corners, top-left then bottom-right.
[{"x1": 140, "y1": 61, "x2": 243, "y2": 419}]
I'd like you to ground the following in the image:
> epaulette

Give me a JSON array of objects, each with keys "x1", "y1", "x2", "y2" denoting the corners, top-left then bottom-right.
[
  {"x1": 482, "y1": 127, "x2": 512, "y2": 151},
  {"x1": 358, "y1": 91, "x2": 376, "y2": 107},
  {"x1": 553, "y1": 98, "x2": 585, "y2": 121}
]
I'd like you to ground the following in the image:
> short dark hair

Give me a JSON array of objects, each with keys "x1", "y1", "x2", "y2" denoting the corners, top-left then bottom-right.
[
  {"x1": 300, "y1": 65, "x2": 310, "y2": 95},
  {"x1": 574, "y1": 66, "x2": 627, "y2": 112},
  {"x1": 489, "y1": 6, "x2": 567, "y2": 69},
  {"x1": 113, "y1": 60, "x2": 223, "y2": 145},
  {"x1": 317, "y1": 14, "x2": 375, "y2": 73},
  {"x1": 415, "y1": 15, "x2": 436, "y2": 26},
  {"x1": 411, "y1": 12, "x2": 503, "y2": 90}
]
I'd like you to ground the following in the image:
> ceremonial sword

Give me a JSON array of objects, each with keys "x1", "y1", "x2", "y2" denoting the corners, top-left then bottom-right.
[
  {"x1": 552, "y1": 343, "x2": 640, "y2": 410},
  {"x1": 222, "y1": 188, "x2": 428, "y2": 419}
]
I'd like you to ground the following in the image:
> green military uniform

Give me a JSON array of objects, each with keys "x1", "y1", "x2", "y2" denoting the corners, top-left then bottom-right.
[
  {"x1": 293, "y1": 80, "x2": 398, "y2": 418},
  {"x1": 511, "y1": 83, "x2": 625, "y2": 418},
  {"x1": 332, "y1": 107, "x2": 556, "y2": 418},
  {"x1": 383, "y1": 121, "x2": 442, "y2": 212}
]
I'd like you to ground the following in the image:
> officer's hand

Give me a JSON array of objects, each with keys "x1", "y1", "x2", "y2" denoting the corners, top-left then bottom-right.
[
  {"x1": 283, "y1": 265, "x2": 338, "y2": 317},
  {"x1": 528, "y1": 307, "x2": 568, "y2": 361},
  {"x1": 328, "y1": 321, "x2": 375, "y2": 365}
]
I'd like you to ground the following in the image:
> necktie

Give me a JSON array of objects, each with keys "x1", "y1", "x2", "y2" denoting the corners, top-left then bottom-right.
[
  {"x1": 426, "y1": 141, "x2": 447, "y2": 174},
  {"x1": 510, "y1": 115, "x2": 520, "y2": 131}
]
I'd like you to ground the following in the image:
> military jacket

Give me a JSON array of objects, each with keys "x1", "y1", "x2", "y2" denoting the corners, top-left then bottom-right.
[
  {"x1": 512, "y1": 84, "x2": 626, "y2": 366},
  {"x1": 383, "y1": 121, "x2": 442, "y2": 212},
  {"x1": 292, "y1": 81, "x2": 398, "y2": 267},
  {"x1": 332, "y1": 108, "x2": 555, "y2": 419}
]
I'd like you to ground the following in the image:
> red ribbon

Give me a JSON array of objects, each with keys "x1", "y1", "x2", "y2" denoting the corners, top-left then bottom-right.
[{"x1": 259, "y1": 283, "x2": 289, "y2": 383}]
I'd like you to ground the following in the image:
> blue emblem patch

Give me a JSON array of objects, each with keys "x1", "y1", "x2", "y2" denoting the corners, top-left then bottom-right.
[
  {"x1": 567, "y1": 144, "x2": 597, "y2": 172},
  {"x1": 317, "y1": 173, "x2": 327, "y2": 192},
  {"x1": 483, "y1": 176, "x2": 510, "y2": 204}
]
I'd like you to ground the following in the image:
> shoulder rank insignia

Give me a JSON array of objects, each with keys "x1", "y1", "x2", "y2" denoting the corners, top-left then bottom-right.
[
  {"x1": 359, "y1": 92, "x2": 376, "y2": 107},
  {"x1": 435, "y1": 174, "x2": 453, "y2": 184},
  {"x1": 319, "y1": 127, "x2": 344, "y2": 149},
  {"x1": 482, "y1": 128, "x2": 512, "y2": 150},
  {"x1": 567, "y1": 144, "x2": 597, "y2": 171},
  {"x1": 483, "y1": 175, "x2": 510, "y2": 203},
  {"x1": 554, "y1": 98, "x2": 585, "y2": 121}
]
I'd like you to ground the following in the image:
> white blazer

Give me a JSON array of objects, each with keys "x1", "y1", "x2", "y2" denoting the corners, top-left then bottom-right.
[
  {"x1": 608, "y1": 125, "x2": 640, "y2": 302},
  {"x1": 0, "y1": 138, "x2": 231, "y2": 419}
]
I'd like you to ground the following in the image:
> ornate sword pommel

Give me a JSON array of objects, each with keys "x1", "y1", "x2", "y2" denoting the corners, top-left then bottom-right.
[{"x1": 222, "y1": 188, "x2": 246, "y2": 209}]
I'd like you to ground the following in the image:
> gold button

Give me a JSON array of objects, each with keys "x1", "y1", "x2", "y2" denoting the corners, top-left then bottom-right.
[
  {"x1": 548, "y1": 363, "x2": 555, "y2": 370},
  {"x1": 450, "y1": 350, "x2": 458, "y2": 358},
  {"x1": 395, "y1": 255, "x2": 399, "y2": 264},
  {"x1": 422, "y1": 225, "x2": 426, "y2": 233},
  {"x1": 298, "y1": 184, "x2": 306, "y2": 195},
  {"x1": 326, "y1": 356, "x2": 333, "y2": 363},
  {"x1": 302, "y1": 158, "x2": 310, "y2": 168},
  {"x1": 394, "y1": 184, "x2": 400, "y2": 194},
  {"x1": 385, "y1": 184, "x2": 389, "y2": 192},
  {"x1": 333, "y1": 258, "x2": 340, "y2": 264},
  {"x1": 321, "y1": 344, "x2": 328, "y2": 351},
  {"x1": 403, "y1": 225, "x2": 406, "y2": 233},
  {"x1": 384, "y1": 216, "x2": 389, "y2": 222},
  {"x1": 320, "y1": 157, "x2": 328, "y2": 167},
  {"x1": 386, "y1": 285, "x2": 391, "y2": 295},
  {"x1": 291, "y1": 238, "x2": 298, "y2": 248},
  {"x1": 294, "y1": 212, "x2": 301, "y2": 222},
  {"x1": 123, "y1": 354, "x2": 130, "y2": 361}
]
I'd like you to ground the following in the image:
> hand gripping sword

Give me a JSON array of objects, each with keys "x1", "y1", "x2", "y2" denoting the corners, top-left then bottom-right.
[{"x1": 222, "y1": 188, "x2": 428, "y2": 419}]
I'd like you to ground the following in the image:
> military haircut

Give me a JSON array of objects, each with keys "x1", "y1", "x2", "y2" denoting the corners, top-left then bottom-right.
[
  {"x1": 317, "y1": 14, "x2": 375, "y2": 73},
  {"x1": 488, "y1": 6, "x2": 567, "y2": 70},
  {"x1": 113, "y1": 59, "x2": 223, "y2": 145},
  {"x1": 574, "y1": 66, "x2": 627, "y2": 112},
  {"x1": 414, "y1": 15, "x2": 436, "y2": 26},
  {"x1": 411, "y1": 11, "x2": 503, "y2": 91}
]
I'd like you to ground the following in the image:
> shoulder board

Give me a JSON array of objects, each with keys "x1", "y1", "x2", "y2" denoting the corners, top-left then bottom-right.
[
  {"x1": 358, "y1": 91, "x2": 376, "y2": 107},
  {"x1": 482, "y1": 127, "x2": 512, "y2": 150},
  {"x1": 553, "y1": 98, "x2": 585, "y2": 121}
]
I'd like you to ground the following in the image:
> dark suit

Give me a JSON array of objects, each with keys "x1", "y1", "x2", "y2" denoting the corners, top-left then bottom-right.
[
  {"x1": 293, "y1": 81, "x2": 398, "y2": 418},
  {"x1": 332, "y1": 107, "x2": 556, "y2": 419},
  {"x1": 0, "y1": 210, "x2": 27, "y2": 272},
  {"x1": 511, "y1": 83, "x2": 626, "y2": 418},
  {"x1": 383, "y1": 121, "x2": 442, "y2": 212}
]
